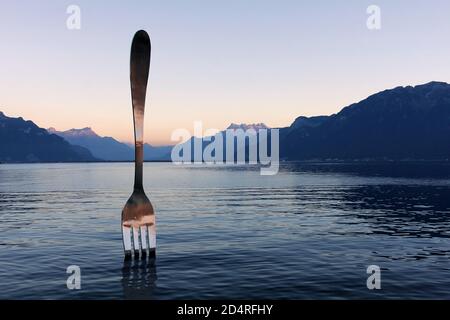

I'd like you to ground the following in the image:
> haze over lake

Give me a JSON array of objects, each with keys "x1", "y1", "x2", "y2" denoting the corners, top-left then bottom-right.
[{"x1": 0, "y1": 162, "x2": 449, "y2": 299}]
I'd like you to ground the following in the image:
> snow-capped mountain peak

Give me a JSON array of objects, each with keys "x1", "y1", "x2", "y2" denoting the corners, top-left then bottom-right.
[
  {"x1": 226, "y1": 123, "x2": 269, "y2": 131},
  {"x1": 48, "y1": 127, "x2": 98, "y2": 137}
]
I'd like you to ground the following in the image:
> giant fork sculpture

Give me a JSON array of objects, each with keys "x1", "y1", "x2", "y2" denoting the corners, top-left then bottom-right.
[{"x1": 122, "y1": 30, "x2": 156, "y2": 258}]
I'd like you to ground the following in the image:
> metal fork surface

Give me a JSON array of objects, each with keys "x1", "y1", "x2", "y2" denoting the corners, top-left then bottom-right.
[{"x1": 122, "y1": 30, "x2": 155, "y2": 258}]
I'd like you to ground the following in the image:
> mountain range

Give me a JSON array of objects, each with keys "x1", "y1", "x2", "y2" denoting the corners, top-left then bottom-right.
[
  {"x1": 173, "y1": 123, "x2": 271, "y2": 162},
  {"x1": 227, "y1": 123, "x2": 269, "y2": 131},
  {"x1": 2, "y1": 81, "x2": 450, "y2": 163},
  {"x1": 0, "y1": 111, "x2": 96, "y2": 162},
  {"x1": 47, "y1": 127, "x2": 172, "y2": 161},
  {"x1": 280, "y1": 81, "x2": 450, "y2": 160}
]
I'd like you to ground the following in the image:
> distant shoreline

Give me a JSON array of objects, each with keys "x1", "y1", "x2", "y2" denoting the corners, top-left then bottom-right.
[
  {"x1": 0, "y1": 160, "x2": 171, "y2": 164},
  {"x1": 1, "y1": 159, "x2": 449, "y2": 165}
]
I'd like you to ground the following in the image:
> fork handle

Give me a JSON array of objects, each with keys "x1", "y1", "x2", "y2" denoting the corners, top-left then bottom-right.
[{"x1": 130, "y1": 30, "x2": 151, "y2": 190}]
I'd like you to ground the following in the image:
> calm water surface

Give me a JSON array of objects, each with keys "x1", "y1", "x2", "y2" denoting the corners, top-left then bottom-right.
[{"x1": 0, "y1": 162, "x2": 449, "y2": 299}]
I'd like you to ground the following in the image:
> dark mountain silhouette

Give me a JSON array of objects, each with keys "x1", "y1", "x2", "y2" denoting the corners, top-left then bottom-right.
[
  {"x1": 289, "y1": 116, "x2": 328, "y2": 130},
  {"x1": 0, "y1": 112, "x2": 97, "y2": 162},
  {"x1": 48, "y1": 127, "x2": 172, "y2": 161},
  {"x1": 280, "y1": 82, "x2": 450, "y2": 160},
  {"x1": 279, "y1": 116, "x2": 328, "y2": 141}
]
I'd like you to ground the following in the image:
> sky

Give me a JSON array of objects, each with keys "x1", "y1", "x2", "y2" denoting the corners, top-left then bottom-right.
[{"x1": 1, "y1": 0, "x2": 450, "y2": 145}]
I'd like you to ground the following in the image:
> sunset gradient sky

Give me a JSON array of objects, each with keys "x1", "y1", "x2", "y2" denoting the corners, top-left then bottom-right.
[{"x1": 2, "y1": 0, "x2": 450, "y2": 145}]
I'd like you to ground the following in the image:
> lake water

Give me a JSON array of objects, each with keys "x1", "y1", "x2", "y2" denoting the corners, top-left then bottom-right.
[{"x1": 0, "y1": 162, "x2": 450, "y2": 299}]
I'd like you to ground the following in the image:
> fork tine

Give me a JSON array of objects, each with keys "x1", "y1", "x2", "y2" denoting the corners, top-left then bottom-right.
[
  {"x1": 133, "y1": 227, "x2": 141, "y2": 253},
  {"x1": 122, "y1": 226, "x2": 132, "y2": 254},
  {"x1": 140, "y1": 226, "x2": 148, "y2": 252},
  {"x1": 148, "y1": 224, "x2": 156, "y2": 250}
]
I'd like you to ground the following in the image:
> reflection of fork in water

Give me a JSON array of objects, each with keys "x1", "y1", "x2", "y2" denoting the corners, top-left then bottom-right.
[{"x1": 121, "y1": 255, "x2": 157, "y2": 300}]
